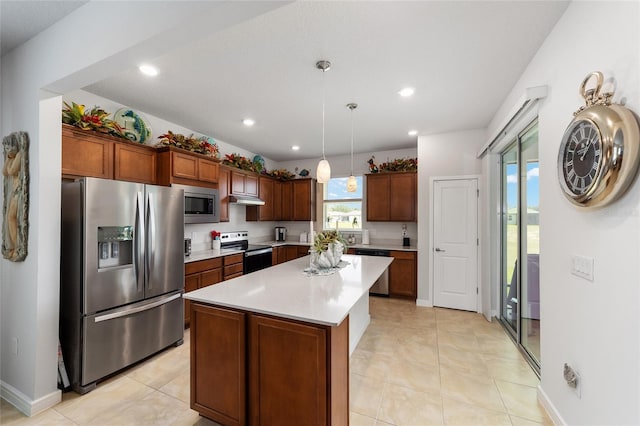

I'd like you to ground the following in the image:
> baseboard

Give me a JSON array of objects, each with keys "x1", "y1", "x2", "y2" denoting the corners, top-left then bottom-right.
[
  {"x1": 1, "y1": 380, "x2": 61, "y2": 416},
  {"x1": 416, "y1": 298, "x2": 432, "y2": 307},
  {"x1": 537, "y1": 385, "x2": 565, "y2": 426}
]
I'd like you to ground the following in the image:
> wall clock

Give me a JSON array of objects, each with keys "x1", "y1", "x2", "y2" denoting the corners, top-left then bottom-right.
[{"x1": 558, "y1": 71, "x2": 640, "y2": 208}]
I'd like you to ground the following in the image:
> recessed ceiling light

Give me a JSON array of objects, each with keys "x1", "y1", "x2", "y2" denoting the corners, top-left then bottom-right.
[
  {"x1": 408, "y1": 130, "x2": 418, "y2": 136},
  {"x1": 398, "y1": 87, "x2": 415, "y2": 97},
  {"x1": 242, "y1": 118, "x2": 255, "y2": 127},
  {"x1": 291, "y1": 145, "x2": 300, "y2": 151},
  {"x1": 138, "y1": 64, "x2": 158, "y2": 77}
]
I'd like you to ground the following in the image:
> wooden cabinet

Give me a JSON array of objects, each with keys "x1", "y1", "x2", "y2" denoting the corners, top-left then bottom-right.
[
  {"x1": 272, "y1": 246, "x2": 285, "y2": 265},
  {"x1": 293, "y1": 179, "x2": 315, "y2": 221},
  {"x1": 218, "y1": 166, "x2": 230, "y2": 222},
  {"x1": 191, "y1": 304, "x2": 246, "y2": 425},
  {"x1": 276, "y1": 179, "x2": 315, "y2": 221},
  {"x1": 224, "y1": 253, "x2": 244, "y2": 280},
  {"x1": 157, "y1": 148, "x2": 219, "y2": 187},
  {"x1": 231, "y1": 171, "x2": 258, "y2": 197},
  {"x1": 284, "y1": 245, "x2": 299, "y2": 262},
  {"x1": 366, "y1": 172, "x2": 416, "y2": 222},
  {"x1": 246, "y1": 176, "x2": 275, "y2": 222},
  {"x1": 62, "y1": 125, "x2": 114, "y2": 179},
  {"x1": 272, "y1": 245, "x2": 310, "y2": 265},
  {"x1": 190, "y1": 303, "x2": 348, "y2": 426},
  {"x1": 388, "y1": 250, "x2": 417, "y2": 299},
  {"x1": 184, "y1": 258, "x2": 223, "y2": 326},
  {"x1": 114, "y1": 142, "x2": 157, "y2": 184}
]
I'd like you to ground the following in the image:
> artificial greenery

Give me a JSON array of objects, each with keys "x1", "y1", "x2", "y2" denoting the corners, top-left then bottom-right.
[
  {"x1": 156, "y1": 131, "x2": 220, "y2": 157},
  {"x1": 62, "y1": 101, "x2": 125, "y2": 138}
]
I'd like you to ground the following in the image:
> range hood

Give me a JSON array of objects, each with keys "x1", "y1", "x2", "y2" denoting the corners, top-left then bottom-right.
[{"x1": 229, "y1": 194, "x2": 265, "y2": 206}]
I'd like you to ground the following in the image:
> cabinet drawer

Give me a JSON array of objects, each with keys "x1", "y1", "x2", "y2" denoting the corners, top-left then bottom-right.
[
  {"x1": 201, "y1": 269, "x2": 223, "y2": 287},
  {"x1": 224, "y1": 253, "x2": 244, "y2": 266},
  {"x1": 225, "y1": 272, "x2": 244, "y2": 280},
  {"x1": 224, "y1": 263, "x2": 244, "y2": 277},
  {"x1": 186, "y1": 258, "x2": 223, "y2": 275},
  {"x1": 390, "y1": 251, "x2": 416, "y2": 260}
]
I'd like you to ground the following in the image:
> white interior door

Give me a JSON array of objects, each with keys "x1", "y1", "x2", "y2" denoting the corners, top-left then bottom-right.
[{"x1": 433, "y1": 178, "x2": 478, "y2": 311}]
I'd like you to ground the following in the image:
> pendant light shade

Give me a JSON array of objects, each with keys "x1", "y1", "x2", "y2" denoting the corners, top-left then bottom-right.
[
  {"x1": 346, "y1": 102, "x2": 358, "y2": 192},
  {"x1": 317, "y1": 159, "x2": 331, "y2": 184},
  {"x1": 316, "y1": 60, "x2": 331, "y2": 183}
]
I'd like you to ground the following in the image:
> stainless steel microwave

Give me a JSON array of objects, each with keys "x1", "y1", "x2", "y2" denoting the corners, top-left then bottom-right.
[{"x1": 172, "y1": 184, "x2": 220, "y2": 224}]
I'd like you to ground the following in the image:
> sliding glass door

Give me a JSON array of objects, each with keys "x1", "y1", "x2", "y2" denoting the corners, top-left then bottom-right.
[{"x1": 500, "y1": 119, "x2": 540, "y2": 372}]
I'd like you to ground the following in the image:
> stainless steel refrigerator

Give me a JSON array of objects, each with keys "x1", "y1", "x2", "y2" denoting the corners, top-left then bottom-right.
[{"x1": 60, "y1": 177, "x2": 184, "y2": 393}]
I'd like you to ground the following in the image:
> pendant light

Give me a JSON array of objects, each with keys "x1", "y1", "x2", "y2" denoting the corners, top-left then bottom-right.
[
  {"x1": 316, "y1": 60, "x2": 331, "y2": 184},
  {"x1": 346, "y1": 103, "x2": 358, "y2": 192}
]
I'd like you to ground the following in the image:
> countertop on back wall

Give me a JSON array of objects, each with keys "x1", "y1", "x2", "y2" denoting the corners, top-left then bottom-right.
[{"x1": 184, "y1": 240, "x2": 417, "y2": 264}]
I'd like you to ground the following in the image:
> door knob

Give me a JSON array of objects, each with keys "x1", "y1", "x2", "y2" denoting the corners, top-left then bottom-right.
[{"x1": 435, "y1": 248, "x2": 445, "y2": 252}]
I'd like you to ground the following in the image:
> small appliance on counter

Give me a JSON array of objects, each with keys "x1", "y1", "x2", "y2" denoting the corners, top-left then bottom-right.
[
  {"x1": 402, "y1": 224, "x2": 410, "y2": 247},
  {"x1": 299, "y1": 232, "x2": 308, "y2": 243},
  {"x1": 184, "y1": 238, "x2": 191, "y2": 256},
  {"x1": 275, "y1": 226, "x2": 287, "y2": 242}
]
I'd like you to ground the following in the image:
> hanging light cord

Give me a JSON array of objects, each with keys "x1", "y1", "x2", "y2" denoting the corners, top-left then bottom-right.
[
  {"x1": 350, "y1": 107, "x2": 354, "y2": 175},
  {"x1": 321, "y1": 68, "x2": 326, "y2": 161}
]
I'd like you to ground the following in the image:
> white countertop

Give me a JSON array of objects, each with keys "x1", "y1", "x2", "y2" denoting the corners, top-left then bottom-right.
[
  {"x1": 263, "y1": 240, "x2": 418, "y2": 252},
  {"x1": 183, "y1": 254, "x2": 393, "y2": 326}
]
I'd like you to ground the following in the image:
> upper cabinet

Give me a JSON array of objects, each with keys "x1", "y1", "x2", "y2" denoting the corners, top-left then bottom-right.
[
  {"x1": 231, "y1": 170, "x2": 259, "y2": 197},
  {"x1": 366, "y1": 172, "x2": 416, "y2": 222},
  {"x1": 156, "y1": 147, "x2": 219, "y2": 188},
  {"x1": 247, "y1": 177, "x2": 316, "y2": 222},
  {"x1": 62, "y1": 124, "x2": 157, "y2": 184},
  {"x1": 246, "y1": 176, "x2": 275, "y2": 221},
  {"x1": 218, "y1": 166, "x2": 230, "y2": 222}
]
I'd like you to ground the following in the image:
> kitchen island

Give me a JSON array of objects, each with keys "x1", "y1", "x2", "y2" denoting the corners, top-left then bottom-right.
[{"x1": 184, "y1": 254, "x2": 393, "y2": 426}]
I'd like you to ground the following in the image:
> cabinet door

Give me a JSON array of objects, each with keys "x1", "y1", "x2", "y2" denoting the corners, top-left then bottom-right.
[
  {"x1": 366, "y1": 174, "x2": 390, "y2": 221},
  {"x1": 297, "y1": 245, "x2": 310, "y2": 258},
  {"x1": 172, "y1": 152, "x2": 199, "y2": 180},
  {"x1": 184, "y1": 274, "x2": 201, "y2": 326},
  {"x1": 114, "y1": 143, "x2": 157, "y2": 184},
  {"x1": 257, "y1": 177, "x2": 274, "y2": 221},
  {"x1": 273, "y1": 181, "x2": 283, "y2": 220},
  {"x1": 218, "y1": 167, "x2": 230, "y2": 222},
  {"x1": 292, "y1": 179, "x2": 314, "y2": 221},
  {"x1": 198, "y1": 159, "x2": 219, "y2": 184},
  {"x1": 245, "y1": 175, "x2": 259, "y2": 197},
  {"x1": 389, "y1": 251, "x2": 417, "y2": 299},
  {"x1": 62, "y1": 127, "x2": 114, "y2": 179},
  {"x1": 249, "y1": 315, "x2": 327, "y2": 426},
  {"x1": 191, "y1": 304, "x2": 246, "y2": 426},
  {"x1": 231, "y1": 171, "x2": 246, "y2": 195},
  {"x1": 284, "y1": 246, "x2": 298, "y2": 262},
  {"x1": 280, "y1": 182, "x2": 293, "y2": 221},
  {"x1": 389, "y1": 173, "x2": 416, "y2": 221}
]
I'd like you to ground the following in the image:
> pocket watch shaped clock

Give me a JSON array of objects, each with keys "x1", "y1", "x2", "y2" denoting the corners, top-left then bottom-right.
[{"x1": 558, "y1": 71, "x2": 640, "y2": 208}]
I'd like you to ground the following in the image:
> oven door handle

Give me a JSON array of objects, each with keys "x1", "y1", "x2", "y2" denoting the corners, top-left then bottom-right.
[{"x1": 245, "y1": 248, "x2": 273, "y2": 257}]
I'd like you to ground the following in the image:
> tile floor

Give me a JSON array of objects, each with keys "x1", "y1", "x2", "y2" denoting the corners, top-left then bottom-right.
[{"x1": 1, "y1": 297, "x2": 551, "y2": 425}]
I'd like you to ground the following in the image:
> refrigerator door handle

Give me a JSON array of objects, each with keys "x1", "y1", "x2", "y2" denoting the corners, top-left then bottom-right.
[
  {"x1": 93, "y1": 293, "x2": 182, "y2": 323},
  {"x1": 147, "y1": 192, "x2": 156, "y2": 290},
  {"x1": 134, "y1": 191, "x2": 145, "y2": 292}
]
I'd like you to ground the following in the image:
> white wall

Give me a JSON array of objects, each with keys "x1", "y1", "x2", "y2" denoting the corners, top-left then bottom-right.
[
  {"x1": 485, "y1": 2, "x2": 640, "y2": 424},
  {"x1": 416, "y1": 129, "x2": 485, "y2": 306},
  {"x1": 0, "y1": 1, "x2": 286, "y2": 415}
]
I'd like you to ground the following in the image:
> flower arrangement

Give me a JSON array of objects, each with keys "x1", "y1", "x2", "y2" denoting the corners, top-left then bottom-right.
[
  {"x1": 264, "y1": 168, "x2": 296, "y2": 181},
  {"x1": 222, "y1": 153, "x2": 258, "y2": 171},
  {"x1": 62, "y1": 101, "x2": 125, "y2": 138},
  {"x1": 368, "y1": 155, "x2": 418, "y2": 173},
  {"x1": 311, "y1": 230, "x2": 347, "y2": 269},
  {"x1": 156, "y1": 131, "x2": 220, "y2": 158}
]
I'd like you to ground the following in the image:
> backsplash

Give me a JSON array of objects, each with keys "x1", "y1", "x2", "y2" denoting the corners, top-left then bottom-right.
[{"x1": 185, "y1": 206, "x2": 418, "y2": 251}]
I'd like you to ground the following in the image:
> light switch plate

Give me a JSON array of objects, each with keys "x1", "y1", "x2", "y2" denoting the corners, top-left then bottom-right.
[{"x1": 571, "y1": 255, "x2": 594, "y2": 281}]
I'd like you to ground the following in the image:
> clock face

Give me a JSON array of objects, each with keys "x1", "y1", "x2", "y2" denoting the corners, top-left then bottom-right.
[{"x1": 561, "y1": 120, "x2": 602, "y2": 196}]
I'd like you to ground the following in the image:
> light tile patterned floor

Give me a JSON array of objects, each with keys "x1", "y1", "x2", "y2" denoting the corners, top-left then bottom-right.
[{"x1": 1, "y1": 297, "x2": 551, "y2": 425}]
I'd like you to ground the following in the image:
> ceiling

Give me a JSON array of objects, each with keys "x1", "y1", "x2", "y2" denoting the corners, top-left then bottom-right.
[{"x1": 2, "y1": 1, "x2": 569, "y2": 162}]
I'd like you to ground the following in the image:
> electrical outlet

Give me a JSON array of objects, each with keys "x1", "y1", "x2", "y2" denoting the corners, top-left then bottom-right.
[
  {"x1": 571, "y1": 255, "x2": 594, "y2": 281},
  {"x1": 11, "y1": 337, "x2": 18, "y2": 355}
]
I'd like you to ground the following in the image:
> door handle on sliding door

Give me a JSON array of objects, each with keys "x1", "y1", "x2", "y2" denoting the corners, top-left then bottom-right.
[{"x1": 435, "y1": 248, "x2": 445, "y2": 252}]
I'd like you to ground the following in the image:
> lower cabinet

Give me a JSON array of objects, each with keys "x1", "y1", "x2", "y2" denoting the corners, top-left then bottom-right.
[
  {"x1": 224, "y1": 253, "x2": 244, "y2": 280},
  {"x1": 272, "y1": 245, "x2": 310, "y2": 265},
  {"x1": 190, "y1": 303, "x2": 349, "y2": 426},
  {"x1": 184, "y1": 258, "x2": 223, "y2": 327},
  {"x1": 388, "y1": 250, "x2": 417, "y2": 299}
]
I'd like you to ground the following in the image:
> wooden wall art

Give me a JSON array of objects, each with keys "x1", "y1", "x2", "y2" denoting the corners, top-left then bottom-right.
[{"x1": 2, "y1": 131, "x2": 29, "y2": 262}]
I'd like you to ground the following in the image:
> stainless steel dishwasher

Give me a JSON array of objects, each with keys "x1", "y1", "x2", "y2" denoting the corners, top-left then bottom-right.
[{"x1": 354, "y1": 248, "x2": 390, "y2": 296}]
